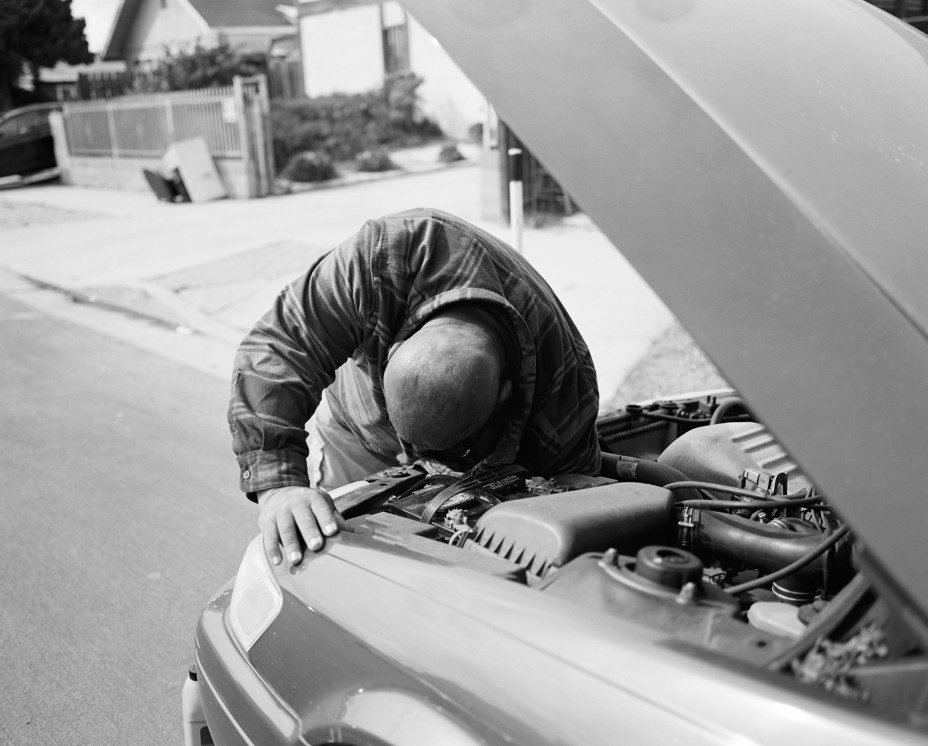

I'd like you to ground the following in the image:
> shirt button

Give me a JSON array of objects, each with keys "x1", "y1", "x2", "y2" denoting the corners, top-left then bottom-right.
[{"x1": 242, "y1": 469, "x2": 251, "y2": 479}]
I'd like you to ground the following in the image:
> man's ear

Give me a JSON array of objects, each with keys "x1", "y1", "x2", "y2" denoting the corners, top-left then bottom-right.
[{"x1": 497, "y1": 379, "x2": 513, "y2": 405}]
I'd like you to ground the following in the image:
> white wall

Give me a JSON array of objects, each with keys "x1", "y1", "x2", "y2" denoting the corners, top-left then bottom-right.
[
  {"x1": 123, "y1": 0, "x2": 290, "y2": 63},
  {"x1": 299, "y1": 6, "x2": 384, "y2": 96},
  {"x1": 222, "y1": 28, "x2": 295, "y2": 56},
  {"x1": 407, "y1": 14, "x2": 486, "y2": 141},
  {"x1": 125, "y1": 0, "x2": 212, "y2": 62},
  {"x1": 298, "y1": 4, "x2": 486, "y2": 139},
  {"x1": 59, "y1": 155, "x2": 251, "y2": 199}
]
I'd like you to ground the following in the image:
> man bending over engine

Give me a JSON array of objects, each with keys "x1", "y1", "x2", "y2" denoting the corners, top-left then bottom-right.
[{"x1": 229, "y1": 208, "x2": 600, "y2": 566}]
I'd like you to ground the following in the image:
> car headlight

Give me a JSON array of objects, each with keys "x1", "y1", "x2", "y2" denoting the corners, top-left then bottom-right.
[{"x1": 228, "y1": 535, "x2": 283, "y2": 651}]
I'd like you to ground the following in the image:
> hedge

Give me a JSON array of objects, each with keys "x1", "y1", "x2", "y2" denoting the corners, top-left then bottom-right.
[{"x1": 271, "y1": 73, "x2": 441, "y2": 171}]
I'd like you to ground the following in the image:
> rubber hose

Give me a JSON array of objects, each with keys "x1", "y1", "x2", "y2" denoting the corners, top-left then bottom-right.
[
  {"x1": 709, "y1": 396, "x2": 746, "y2": 425},
  {"x1": 600, "y1": 453, "x2": 701, "y2": 502},
  {"x1": 692, "y1": 510, "x2": 851, "y2": 581}
]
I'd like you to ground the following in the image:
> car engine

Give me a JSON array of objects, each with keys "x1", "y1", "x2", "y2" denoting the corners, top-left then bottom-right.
[{"x1": 335, "y1": 393, "x2": 928, "y2": 729}]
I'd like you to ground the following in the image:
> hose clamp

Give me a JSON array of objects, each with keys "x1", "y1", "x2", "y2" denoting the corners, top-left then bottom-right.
[{"x1": 677, "y1": 506, "x2": 697, "y2": 550}]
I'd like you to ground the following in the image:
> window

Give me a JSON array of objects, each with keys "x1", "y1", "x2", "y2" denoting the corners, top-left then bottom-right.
[
  {"x1": 0, "y1": 111, "x2": 48, "y2": 138},
  {"x1": 381, "y1": 3, "x2": 409, "y2": 75}
]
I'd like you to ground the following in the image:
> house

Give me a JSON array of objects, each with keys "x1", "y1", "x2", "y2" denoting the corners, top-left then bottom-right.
[
  {"x1": 296, "y1": 0, "x2": 487, "y2": 140},
  {"x1": 101, "y1": 0, "x2": 296, "y2": 70},
  {"x1": 35, "y1": 60, "x2": 129, "y2": 102}
]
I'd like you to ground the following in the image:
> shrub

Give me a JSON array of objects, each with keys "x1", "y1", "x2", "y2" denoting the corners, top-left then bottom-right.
[
  {"x1": 438, "y1": 143, "x2": 465, "y2": 163},
  {"x1": 280, "y1": 150, "x2": 336, "y2": 182},
  {"x1": 355, "y1": 148, "x2": 396, "y2": 172},
  {"x1": 136, "y1": 42, "x2": 266, "y2": 92},
  {"x1": 271, "y1": 73, "x2": 442, "y2": 173},
  {"x1": 383, "y1": 72, "x2": 441, "y2": 137}
]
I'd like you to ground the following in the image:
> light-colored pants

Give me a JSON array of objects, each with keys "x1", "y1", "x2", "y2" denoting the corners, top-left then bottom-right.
[{"x1": 308, "y1": 394, "x2": 399, "y2": 492}]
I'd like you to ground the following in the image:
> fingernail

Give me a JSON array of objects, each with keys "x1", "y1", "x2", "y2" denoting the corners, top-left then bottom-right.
[
  {"x1": 323, "y1": 523, "x2": 336, "y2": 535},
  {"x1": 309, "y1": 538, "x2": 322, "y2": 551},
  {"x1": 271, "y1": 555, "x2": 281, "y2": 565},
  {"x1": 289, "y1": 550, "x2": 301, "y2": 563}
]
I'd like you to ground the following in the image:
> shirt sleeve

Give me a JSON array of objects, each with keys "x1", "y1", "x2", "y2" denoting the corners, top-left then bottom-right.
[{"x1": 228, "y1": 220, "x2": 380, "y2": 499}]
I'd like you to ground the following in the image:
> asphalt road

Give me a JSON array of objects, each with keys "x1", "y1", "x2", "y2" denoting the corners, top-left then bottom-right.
[{"x1": 0, "y1": 291, "x2": 256, "y2": 744}]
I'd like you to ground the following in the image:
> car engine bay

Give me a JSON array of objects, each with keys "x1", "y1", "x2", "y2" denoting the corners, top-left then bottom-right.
[{"x1": 334, "y1": 394, "x2": 928, "y2": 729}]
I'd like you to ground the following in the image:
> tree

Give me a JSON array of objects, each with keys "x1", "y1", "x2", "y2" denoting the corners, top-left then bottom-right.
[
  {"x1": 138, "y1": 43, "x2": 267, "y2": 92},
  {"x1": 0, "y1": 0, "x2": 92, "y2": 111}
]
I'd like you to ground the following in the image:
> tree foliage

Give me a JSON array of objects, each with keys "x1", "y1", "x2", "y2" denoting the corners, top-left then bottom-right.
[
  {"x1": 271, "y1": 73, "x2": 442, "y2": 168},
  {"x1": 0, "y1": 0, "x2": 92, "y2": 110},
  {"x1": 138, "y1": 43, "x2": 266, "y2": 92}
]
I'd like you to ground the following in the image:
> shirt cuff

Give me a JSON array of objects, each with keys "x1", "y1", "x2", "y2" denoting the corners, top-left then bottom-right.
[{"x1": 237, "y1": 449, "x2": 310, "y2": 502}]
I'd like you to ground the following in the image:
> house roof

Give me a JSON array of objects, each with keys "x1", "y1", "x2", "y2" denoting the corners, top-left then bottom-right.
[
  {"x1": 103, "y1": 0, "x2": 292, "y2": 61},
  {"x1": 296, "y1": 0, "x2": 379, "y2": 17},
  {"x1": 39, "y1": 60, "x2": 128, "y2": 84},
  {"x1": 188, "y1": 0, "x2": 292, "y2": 27}
]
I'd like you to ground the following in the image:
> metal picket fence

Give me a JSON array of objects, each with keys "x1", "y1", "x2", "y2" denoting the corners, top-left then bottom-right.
[{"x1": 61, "y1": 85, "x2": 242, "y2": 159}]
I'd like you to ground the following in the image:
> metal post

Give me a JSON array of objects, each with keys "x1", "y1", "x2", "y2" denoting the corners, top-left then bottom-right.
[
  {"x1": 508, "y1": 147, "x2": 524, "y2": 252},
  {"x1": 233, "y1": 75, "x2": 257, "y2": 198},
  {"x1": 254, "y1": 74, "x2": 274, "y2": 196}
]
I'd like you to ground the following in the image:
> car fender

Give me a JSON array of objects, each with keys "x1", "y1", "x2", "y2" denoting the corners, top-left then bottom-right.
[{"x1": 304, "y1": 687, "x2": 486, "y2": 746}]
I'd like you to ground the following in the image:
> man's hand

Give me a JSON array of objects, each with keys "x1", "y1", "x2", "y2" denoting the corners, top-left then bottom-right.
[{"x1": 257, "y1": 486, "x2": 350, "y2": 566}]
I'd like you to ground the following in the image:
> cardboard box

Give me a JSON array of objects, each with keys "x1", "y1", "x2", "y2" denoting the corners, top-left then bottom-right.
[{"x1": 161, "y1": 137, "x2": 227, "y2": 202}]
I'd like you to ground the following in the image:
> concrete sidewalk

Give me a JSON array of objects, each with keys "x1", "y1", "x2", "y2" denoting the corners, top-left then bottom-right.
[{"x1": 0, "y1": 162, "x2": 674, "y2": 405}]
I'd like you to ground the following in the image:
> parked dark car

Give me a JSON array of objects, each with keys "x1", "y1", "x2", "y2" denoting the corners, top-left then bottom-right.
[
  {"x1": 0, "y1": 103, "x2": 61, "y2": 186},
  {"x1": 187, "y1": 0, "x2": 928, "y2": 743}
]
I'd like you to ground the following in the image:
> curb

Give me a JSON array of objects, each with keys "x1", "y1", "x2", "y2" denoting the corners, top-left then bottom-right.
[
  {"x1": 18, "y1": 274, "x2": 246, "y2": 344},
  {"x1": 277, "y1": 157, "x2": 476, "y2": 195}
]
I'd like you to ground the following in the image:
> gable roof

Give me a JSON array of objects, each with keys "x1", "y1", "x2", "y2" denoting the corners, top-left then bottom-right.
[
  {"x1": 103, "y1": 0, "x2": 292, "y2": 61},
  {"x1": 187, "y1": 0, "x2": 292, "y2": 27}
]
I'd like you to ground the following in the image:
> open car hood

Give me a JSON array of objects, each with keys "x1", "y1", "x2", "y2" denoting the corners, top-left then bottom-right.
[{"x1": 400, "y1": 0, "x2": 928, "y2": 622}]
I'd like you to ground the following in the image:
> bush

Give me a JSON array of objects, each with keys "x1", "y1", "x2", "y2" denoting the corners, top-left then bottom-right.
[
  {"x1": 135, "y1": 42, "x2": 266, "y2": 92},
  {"x1": 383, "y1": 72, "x2": 442, "y2": 137},
  {"x1": 271, "y1": 73, "x2": 442, "y2": 173},
  {"x1": 438, "y1": 143, "x2": 465, "y2": 163},
  {"x1": 355, "y1": 148, "x2": 396, "y2": 172},
  {"x1": 280, "y1": 151, "x2": 336, "y2": 182}
]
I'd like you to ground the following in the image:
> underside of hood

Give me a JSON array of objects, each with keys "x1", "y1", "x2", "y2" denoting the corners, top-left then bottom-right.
[{"x1": 399, "y1": 0, "x2": 928, "y2": 622}]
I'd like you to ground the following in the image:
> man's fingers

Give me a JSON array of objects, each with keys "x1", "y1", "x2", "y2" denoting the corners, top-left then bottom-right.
[
  {"x1": 256, "y1": 487, "x2": 350, "y2": 565},
  {"x1": 292, "y1": 504, "x2": 324, "y2": 553},
  {"x1": 260, "y1": 519, "x2": 282, "y2": 566},
  {"x1": 275, "y1": 511, "x2": 303, "y2": 565},
  {"x1": 309, "y1": 491, "x2": 340, "y2": 536}
]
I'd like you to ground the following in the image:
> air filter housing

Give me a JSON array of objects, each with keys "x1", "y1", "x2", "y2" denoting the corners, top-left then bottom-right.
[{"x1": 467, "y1": 482, "x2": 674, "y2": 577}]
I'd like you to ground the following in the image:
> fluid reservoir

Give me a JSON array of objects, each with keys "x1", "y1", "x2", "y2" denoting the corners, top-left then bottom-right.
[
  {"x1": 747, "y1": 601, "x2": 806, "y2": 639},
  {"x1": 658, "y1": 422, "x2": 811, "y2": 494}
]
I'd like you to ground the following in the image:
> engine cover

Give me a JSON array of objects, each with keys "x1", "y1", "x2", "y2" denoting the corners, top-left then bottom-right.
[
  {"x1": 658, "y1": 421, "x2": 811, "y2": 495},
  {"x1": 466, "y1": 482, "x2": 674, "y2": 577}
]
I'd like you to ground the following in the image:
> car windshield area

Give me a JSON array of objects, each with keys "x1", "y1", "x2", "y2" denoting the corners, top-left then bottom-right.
[{"x1": 0, "y1": 110, "x2": 50, "y2": 138}]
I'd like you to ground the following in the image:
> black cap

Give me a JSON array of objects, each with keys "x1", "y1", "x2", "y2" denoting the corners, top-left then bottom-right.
[{"x1": 634, "y1": 546, "x2": 703, "y2": 590}]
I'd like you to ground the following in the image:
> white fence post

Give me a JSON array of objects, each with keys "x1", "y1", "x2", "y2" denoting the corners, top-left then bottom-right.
[
  {"x1": 48, "y1": 111, "x2": 72, "y2": 184},
  {"x1": 106, "y1": 103, "x2": 119, "y2": 158},
  {"x1": 165, "y1": 97, "x2": 175, "y2": 141}
]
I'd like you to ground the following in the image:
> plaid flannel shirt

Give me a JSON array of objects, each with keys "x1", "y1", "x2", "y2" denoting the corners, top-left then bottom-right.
[{"x1": 229, "y1": 208, "x2": 601, "y2": 498}]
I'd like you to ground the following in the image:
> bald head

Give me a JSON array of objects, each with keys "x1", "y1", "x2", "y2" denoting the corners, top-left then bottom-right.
[{"x1": 384, "y1": 309, "x2": 504, "y2": 450}]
